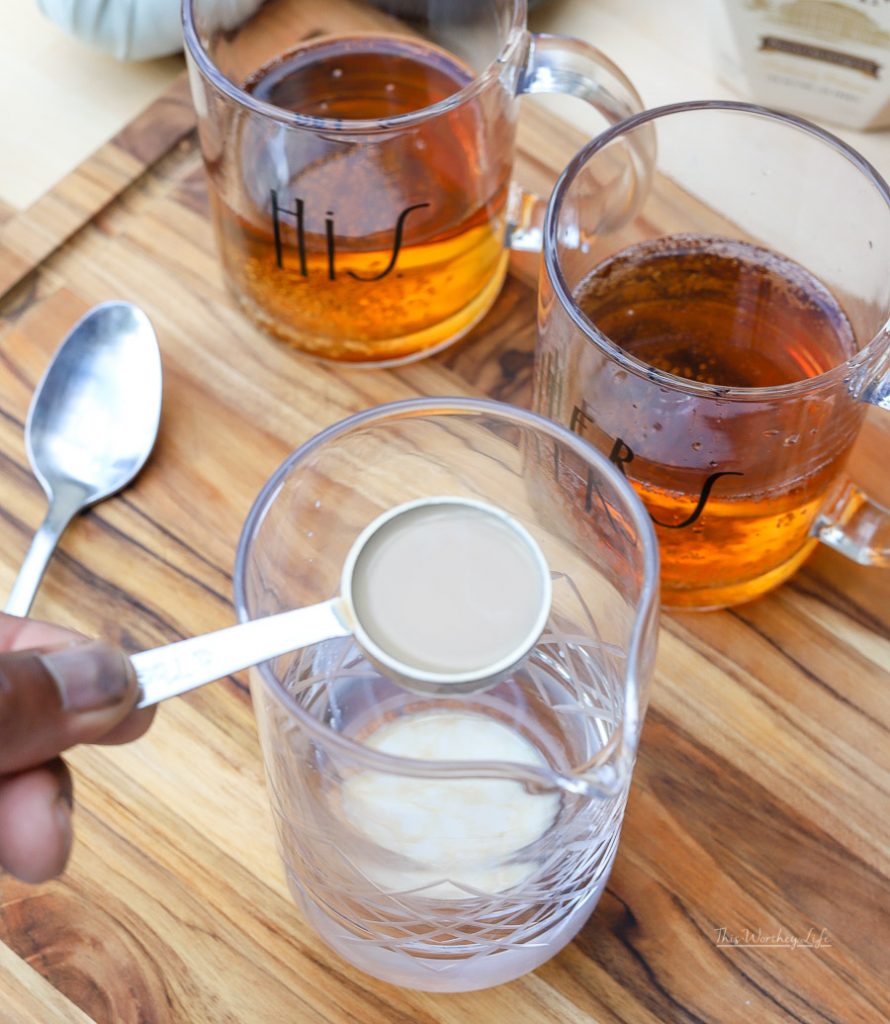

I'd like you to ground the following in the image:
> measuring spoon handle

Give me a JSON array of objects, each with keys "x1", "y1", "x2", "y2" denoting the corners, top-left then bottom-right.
[{"x1": 133, "y1": 598, "x2": 350, "y2": 708}]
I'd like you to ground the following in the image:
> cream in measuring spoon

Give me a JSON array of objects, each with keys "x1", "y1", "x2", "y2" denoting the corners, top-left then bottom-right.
[{"x1": 350, "y1": 500, "x2": 547, "y2": 677}]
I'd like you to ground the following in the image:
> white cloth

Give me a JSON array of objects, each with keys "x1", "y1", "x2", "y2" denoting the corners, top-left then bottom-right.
[{"x1": 37, "y1": 0, "x2": 261, "y2": 62}]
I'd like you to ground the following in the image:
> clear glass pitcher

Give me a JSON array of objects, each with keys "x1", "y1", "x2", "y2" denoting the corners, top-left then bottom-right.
[{"x1": 233, "y1": 398, "x2": 659, "y2": 991}]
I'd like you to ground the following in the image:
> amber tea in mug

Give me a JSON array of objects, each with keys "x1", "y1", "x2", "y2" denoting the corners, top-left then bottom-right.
[
  {"x1": 217, "y1": 36, "x2": 508, "y2": 360},
  {"x1": 535, "y1": 103, "x2": 890, "y2": 609},
  {"x1": 183, "y1": 0, "x2": 644, "y2": 365},
  {"x1": 574, "y1": 235, "x2": 856, "y2": 602}
]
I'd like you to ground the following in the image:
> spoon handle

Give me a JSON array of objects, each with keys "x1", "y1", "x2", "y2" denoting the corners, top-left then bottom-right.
[
  {"x1": 5, "y1": 499, "x2": 78, "y2": 617},
  {"x1": 132, "y1": 598, "x2": 351, "y2": 708}
]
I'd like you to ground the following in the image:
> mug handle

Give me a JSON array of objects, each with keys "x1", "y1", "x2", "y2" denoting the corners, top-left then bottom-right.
[
  {"x1": 814, "y1": 373, "x2": 890, "y2": 567},
  {"x1": 507, "y1": 34, "x2": 648, "y2": 252}
]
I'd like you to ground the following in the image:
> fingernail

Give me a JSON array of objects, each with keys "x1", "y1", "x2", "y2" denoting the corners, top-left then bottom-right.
[{"x1": 41, "y1": 642, "x2": 133, "y2": 712}]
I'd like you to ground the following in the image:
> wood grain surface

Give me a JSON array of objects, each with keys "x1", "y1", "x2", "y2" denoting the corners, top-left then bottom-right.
[{"x1": 1, "y1": 32, "x2": 889, "y2": 1024}]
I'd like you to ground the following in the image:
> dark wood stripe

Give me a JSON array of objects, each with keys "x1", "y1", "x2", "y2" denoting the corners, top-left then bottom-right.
[
  {"x1": 118, "y1": 494, "x2": 233, "y2": 584},
  {"x1": 576, "y1": 888, "x2": 710, "y2": 1024},
  {"x1": 729, "y1": 607, "x2": 889, "y2": 734},
  {"x1": 637, "y1": 708, "x2": 890, "y2": 986},
  {"x1": 789, "y1": 574, "x2": 890, "y2": 642}
]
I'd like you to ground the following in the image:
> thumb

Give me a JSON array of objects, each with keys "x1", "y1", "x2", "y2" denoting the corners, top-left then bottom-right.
[{"x1": 0, "y1": 642, "x2": 138, "y2": 775}]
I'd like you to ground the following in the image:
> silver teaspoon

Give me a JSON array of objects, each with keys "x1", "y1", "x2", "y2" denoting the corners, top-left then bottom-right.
[{"x1": 5, "y1": 302, "x2": 162, "y2": 616}]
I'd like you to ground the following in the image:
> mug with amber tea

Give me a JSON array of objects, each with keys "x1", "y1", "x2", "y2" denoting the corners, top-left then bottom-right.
[
  {"x1": 182, "y1": 0, "x2": 643, "y2": 365},
  {"x1": 533, "y1": 101, "x2": 890, "y2": 609}
]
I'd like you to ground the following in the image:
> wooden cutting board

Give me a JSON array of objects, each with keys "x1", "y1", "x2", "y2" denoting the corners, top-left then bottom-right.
[{"x1": 1, "y1": 30, "x2": 888, "y2": 1024}]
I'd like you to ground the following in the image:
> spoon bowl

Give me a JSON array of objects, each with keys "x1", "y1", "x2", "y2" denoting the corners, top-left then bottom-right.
[{"x1": 5, "y1": 302, "x2": 162, "y2": 616}]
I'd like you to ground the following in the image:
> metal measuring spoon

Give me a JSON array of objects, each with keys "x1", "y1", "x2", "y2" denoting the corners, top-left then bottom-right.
[
  {"x1": 133, "y1": 497, "x2": 552, "y2": 708},
  {"x1": 5, "y1": 302, "x2": 162, "y2": 616}
]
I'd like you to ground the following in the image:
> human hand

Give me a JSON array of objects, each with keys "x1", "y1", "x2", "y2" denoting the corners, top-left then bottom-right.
[{"x1": 0, "y1": 613, "x2": 154, "y2": 883}]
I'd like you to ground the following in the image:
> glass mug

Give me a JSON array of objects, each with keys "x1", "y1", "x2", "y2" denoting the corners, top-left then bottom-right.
[
  {"x1": 534, "y1": 101, "x2": 890, "y2": 610},
  {"x1": 183, "y1": 0, "x2": 643, "y2": 365},
  {"x1": 234, "y1": 397, "x2": 659, "y2": 990}
]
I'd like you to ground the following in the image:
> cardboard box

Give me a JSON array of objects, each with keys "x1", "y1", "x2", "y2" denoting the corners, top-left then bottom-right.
[{"x1": 713, "y1": 0, "x2": 890, "y2": 130}]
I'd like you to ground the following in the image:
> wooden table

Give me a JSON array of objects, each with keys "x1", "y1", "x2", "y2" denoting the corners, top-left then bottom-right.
[{"x1": 1, "y1": 9, "x2": 889, "y2": 1024}]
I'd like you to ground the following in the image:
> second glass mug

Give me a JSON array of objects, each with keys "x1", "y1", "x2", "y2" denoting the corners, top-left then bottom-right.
[
  {"x1": 183, "y1": 0, "x2": 643, "y2": 365},
  {"x1": 534, "y1": 101, "x2": 890, "y2": 610}
]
